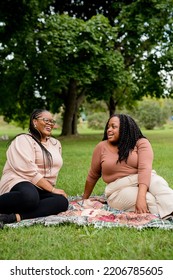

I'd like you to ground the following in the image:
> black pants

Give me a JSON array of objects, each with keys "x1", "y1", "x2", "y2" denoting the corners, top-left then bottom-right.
[{"x1": 0, "y1": 182, "x2": 69, "y2": 220}]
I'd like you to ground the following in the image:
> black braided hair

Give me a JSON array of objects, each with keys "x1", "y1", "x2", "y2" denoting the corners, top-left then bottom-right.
[
  {"x1": 102, "y1": 114, "x2": 146, "y2": 163},
  {"x1": 29, "y1": 108, "x2": 47, "y2": 141}
]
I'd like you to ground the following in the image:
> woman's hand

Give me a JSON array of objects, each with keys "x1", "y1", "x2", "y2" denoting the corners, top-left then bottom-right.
[
  {"x1": 135, "y1": 184, "x2": 150, "y2": 214},
  {"x1": 135, "y1": 196, "x2": 149, "y2": 214},
  {"x1": 52, "y1": 188, "x2": 68, "y2": 198},
  {"x1": 36, "y1": 178, "x2": 68, "y2": 198}
]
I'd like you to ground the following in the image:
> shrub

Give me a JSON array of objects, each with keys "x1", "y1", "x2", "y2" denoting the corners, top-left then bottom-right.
[
  {"x1": 136, "y1": 100, "x2": 168, "y2": 129},
  {"x1": 87, "y1": 112, "x2": 108, "y2": 130}
]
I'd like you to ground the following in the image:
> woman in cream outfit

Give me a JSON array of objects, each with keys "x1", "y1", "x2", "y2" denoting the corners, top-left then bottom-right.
[{"x1": 82, "y1": 114, "x2": 173, "y2": 219}]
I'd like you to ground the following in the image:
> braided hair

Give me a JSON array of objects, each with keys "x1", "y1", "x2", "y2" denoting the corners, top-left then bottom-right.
[
  {"x1": 102, "y1": 114, "x2": 146, "y2": 163},
  {"x1": 29, "y1": 108, "x2": 47, "y2": 141}
]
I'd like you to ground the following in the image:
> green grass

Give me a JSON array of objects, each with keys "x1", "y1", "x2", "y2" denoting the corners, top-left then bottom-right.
[{"x1": 0, "y1": 126, "x2": 173, "y2": 260}]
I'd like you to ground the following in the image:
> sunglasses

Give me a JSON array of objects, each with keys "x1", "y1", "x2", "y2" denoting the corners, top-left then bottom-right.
[{"x1": 36, "y1": 118, "x2": 56, "y2": 125}]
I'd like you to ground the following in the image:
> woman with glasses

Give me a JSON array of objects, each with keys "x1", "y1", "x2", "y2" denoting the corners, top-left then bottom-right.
[{"x1": 0, "y1": 109, "x2": 68, "y2": 228}]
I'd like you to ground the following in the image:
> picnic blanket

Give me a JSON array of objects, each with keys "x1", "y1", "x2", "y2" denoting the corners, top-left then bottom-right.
[{"x1": 5, "y1": 196, "x2": 173, "y2": 230}]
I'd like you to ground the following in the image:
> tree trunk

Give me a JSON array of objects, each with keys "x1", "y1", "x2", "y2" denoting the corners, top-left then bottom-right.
[
  {"x1": 107, "y1": 95, "x2": 117, "y2": 116},
  {"x1": 72, "y1": 89, "x2": 86, "y2": 135},
  {"x1": 72, "y1": 111, "x2": 78, "y2": 135},
  {"x1": 61, "y1": 79, "x2": 77, "y2": 136},
  {"x1": 61, "y1": 80, "x2": 86, "y2": 136}
]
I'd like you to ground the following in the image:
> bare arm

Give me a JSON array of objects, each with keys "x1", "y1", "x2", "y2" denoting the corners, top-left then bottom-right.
[
  {"x1": 82, "y1": 180, "x2": 96, "y2": 199},
  {"x1": 82, "y1": 143, "x2": 103, "y2": 199}
]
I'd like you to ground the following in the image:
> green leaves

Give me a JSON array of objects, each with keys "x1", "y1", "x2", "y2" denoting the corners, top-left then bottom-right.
[
  {"x1": 35, "y1": 13, "x2": 124, "y2": 90},
  {"x1": 0, "y1": 0, "x2": 173, "y2": 132}
]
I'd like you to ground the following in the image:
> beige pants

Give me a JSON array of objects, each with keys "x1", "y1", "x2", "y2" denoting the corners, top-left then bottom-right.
[{"x1": 105, "y1": 171, "x2": 173, "y2": 218}]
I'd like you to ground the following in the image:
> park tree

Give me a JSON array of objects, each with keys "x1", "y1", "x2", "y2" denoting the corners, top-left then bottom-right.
[
  {"x1": 35, "y1": 14, "x2": 131, "y2": 135},
  {"x1": 0, "y1": 0, "x2": 53, "y2": 127},
  {"x1": 0, "y1": 8, "x2": 130, "y2": 135},
  {"x1": 54, "y1": 0, "x2": 173, "y2": 108},
  {"x1": 0, "y1": 0, "x2": 173, "y2": 134}
]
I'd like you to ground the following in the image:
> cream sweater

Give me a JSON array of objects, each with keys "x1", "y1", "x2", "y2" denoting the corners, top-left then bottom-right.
[
  {"x1": 86, "y1": 138, "x2": 154, "y2": 187},
  {"x1": 0, "y1": 134, "x2": 63, "y2": 194}
]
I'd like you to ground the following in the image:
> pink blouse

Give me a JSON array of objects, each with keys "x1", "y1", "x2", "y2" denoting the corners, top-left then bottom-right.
[
  {"x1": 86, "y1": 138, "x2": 153, "y2": 187},
  {"x1": 0, "y1": 134, "x2": 63, "y2": 194}
]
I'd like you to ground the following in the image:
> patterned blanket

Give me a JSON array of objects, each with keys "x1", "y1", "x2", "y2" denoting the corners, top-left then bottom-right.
[{"x1": 6, "y1": 196, "x2": 173, "y2": 230}]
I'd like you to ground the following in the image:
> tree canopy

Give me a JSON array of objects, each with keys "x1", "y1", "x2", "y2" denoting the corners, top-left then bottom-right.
[{"x1": 0, "y1": 0, "x2": 173, "y2": 134}]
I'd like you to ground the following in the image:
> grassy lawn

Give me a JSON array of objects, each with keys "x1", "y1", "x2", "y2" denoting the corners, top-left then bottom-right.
[{"x1": 0, "y1": 125, "x2": 173, "y2": 260}]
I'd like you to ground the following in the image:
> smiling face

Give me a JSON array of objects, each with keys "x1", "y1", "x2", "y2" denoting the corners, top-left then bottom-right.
[
  {"x1": 107, "y1": 116, "x2": 120, "y2": 145},
  {"x1": 33, "y1": 111, "x2": 55, "y2": 141}
]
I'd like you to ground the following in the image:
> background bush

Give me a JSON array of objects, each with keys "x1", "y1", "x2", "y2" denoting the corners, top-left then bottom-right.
[
  {"x1": 87, "y1": 112, "x2": 108, "y2": 130},
  {"x1": 133, "y1": 99, "x2": 171, "y2": 130}
]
